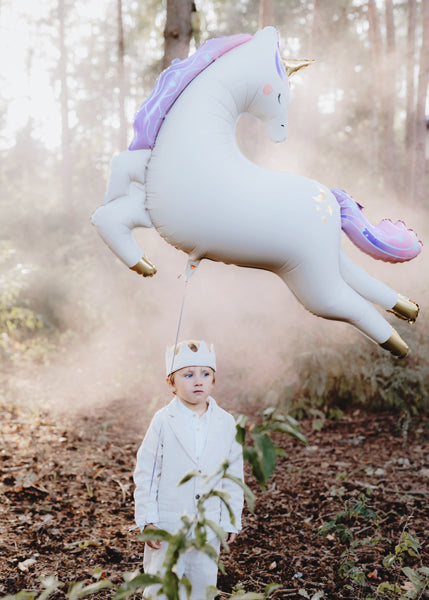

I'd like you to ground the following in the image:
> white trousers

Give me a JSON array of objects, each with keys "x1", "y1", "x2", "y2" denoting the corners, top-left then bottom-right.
[{"x1": 143, "y1": 537, "x2": 220, "y2": 600}]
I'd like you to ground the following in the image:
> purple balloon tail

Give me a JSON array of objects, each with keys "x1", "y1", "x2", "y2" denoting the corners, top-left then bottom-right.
[{"x1": 331, "y1": 188, "x2": 422, "y2": 263}]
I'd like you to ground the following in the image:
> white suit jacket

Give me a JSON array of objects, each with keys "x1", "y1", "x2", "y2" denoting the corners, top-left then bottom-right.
[{"x1": 133, "y1": 397, "x2": 244, "y2": 533}]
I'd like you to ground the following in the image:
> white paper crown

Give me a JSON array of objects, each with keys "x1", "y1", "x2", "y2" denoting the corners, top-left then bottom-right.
[{"x1": 165, "y1": 341, "x2": 216, "y2": 376}]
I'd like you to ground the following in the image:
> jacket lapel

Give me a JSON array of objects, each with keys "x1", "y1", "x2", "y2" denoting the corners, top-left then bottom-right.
[{"x1": 166, "y1": 397, "x2": 197, "y2": 464}]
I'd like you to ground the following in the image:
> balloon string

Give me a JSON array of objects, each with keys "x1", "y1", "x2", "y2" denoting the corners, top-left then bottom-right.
[
  {"x1": 148, "y1": 273, "x2": 189, "y2": 496},
  {"x1": 169, "y1": 277, "x2": 189, "y2": 376}
]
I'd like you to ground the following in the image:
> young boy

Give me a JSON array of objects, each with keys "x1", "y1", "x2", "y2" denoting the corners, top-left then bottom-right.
[{"x1": 134, "y1": 340, "x2": 244, "y2": 600}]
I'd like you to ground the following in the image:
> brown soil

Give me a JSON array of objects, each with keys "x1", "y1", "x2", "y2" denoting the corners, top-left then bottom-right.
[{"x1": 1, "y1": 398, "x2": 428, "y2": 599}]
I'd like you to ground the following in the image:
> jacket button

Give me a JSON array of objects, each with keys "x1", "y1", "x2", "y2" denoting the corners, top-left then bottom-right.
[{"x1": 195, "y1": 494, "x2": 200, "y2": 499}]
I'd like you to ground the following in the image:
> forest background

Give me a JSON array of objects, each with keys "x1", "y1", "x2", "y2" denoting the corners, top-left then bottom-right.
[
  {"x1": 1, "y1": 0, "x2": 429, "y2": 423},
  {"x1": 0, "y1": 1, "x2": 428, "y2": 599}
]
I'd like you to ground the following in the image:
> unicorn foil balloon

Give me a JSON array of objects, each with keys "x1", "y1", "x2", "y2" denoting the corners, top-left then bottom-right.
[{"x1": 92, "y1": 27, "x2": 422, "y2": 358}]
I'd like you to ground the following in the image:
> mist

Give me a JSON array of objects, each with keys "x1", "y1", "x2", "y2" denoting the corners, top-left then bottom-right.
[{"x1": 2, "y1": 1, "x2": 428, "y2": 425}]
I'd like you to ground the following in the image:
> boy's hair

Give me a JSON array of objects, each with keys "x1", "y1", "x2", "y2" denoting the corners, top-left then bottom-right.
[
  {"x1": 176, "y1": 340, "x2": 200, "y2": 354},
  {"x1": 168, "y1": 340, "x2": 216, "y2": 385}
]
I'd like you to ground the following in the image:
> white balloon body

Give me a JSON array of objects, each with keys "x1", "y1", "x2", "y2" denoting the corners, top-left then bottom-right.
[{"x1": 92, "y1": 27, "x2": 416, "y2": 349}]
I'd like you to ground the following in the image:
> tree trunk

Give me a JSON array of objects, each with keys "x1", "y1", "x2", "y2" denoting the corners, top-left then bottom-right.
[
  {"x1": 405, "y1": 0, "x2": 417, "y2": 194},
  {"x1": 259, "y1": 0, "x2": 274, "y2": 28},
  {"x1": 367, "y1": 0, "x2": 398, "y2": 192},
  {"x1": 367, "y1": 0, "x2": 382, "y2": 177},
  {"x1": 413, "y1": 0, "x2": 429, "y2": 206},
  {"x1": 384, "y1": 0, "x2": 398, "y2": 189},
  {"x1": 58, "y1": 0, "x2": 72, "y2": 206},
  {"x1": 163, "y1": 0, "x2": 194, "y2": 69},
  {"x1": 117, "y1": 0, "x2": 127, "y2": 149},
  {"x1": 306, "y1": 0, "x2": 322, "y2": 141}
]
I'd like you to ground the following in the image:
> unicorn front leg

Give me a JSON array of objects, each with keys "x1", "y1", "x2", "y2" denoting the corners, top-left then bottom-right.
[{"x1": 91, "y1": 149, "x2": 157, "y2": 277}]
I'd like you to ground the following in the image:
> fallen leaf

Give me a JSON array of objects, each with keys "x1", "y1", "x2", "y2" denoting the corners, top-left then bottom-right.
[{"x1": 18, "y1": 557, "x2": 37, "y2": 572}]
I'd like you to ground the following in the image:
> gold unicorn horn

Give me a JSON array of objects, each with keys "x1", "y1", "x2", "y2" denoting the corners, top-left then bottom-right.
[{"x1": 283, "y1": 58, "x2": 315, "y2": 78}]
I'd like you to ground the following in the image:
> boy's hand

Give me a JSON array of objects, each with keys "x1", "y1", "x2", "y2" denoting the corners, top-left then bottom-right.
[
  {"x1": 144, "y1": 523, "x2": 162, "y2": 549},
  {"x1": 226, "y1": 532, "x2": 237, "y2": 545}
]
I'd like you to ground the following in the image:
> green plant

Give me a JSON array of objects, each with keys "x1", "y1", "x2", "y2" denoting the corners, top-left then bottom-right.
[
  {"x1": 0, "y1": 242, "x2": 54, "y2": 363},
  {"x1": 235, "y1": 407, "x2": 307, "y2": 489},
  {"x1": 318, "y1": 496, "x2": 428, "y2": 600},
  {"x1": 276, "y1": 328, "x2": 429, "y2": 417}
]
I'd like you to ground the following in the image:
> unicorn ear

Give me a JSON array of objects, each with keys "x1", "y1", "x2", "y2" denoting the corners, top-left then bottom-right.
[{"x1": 283, "y1": 58, "x2": 315, "y2": 78}]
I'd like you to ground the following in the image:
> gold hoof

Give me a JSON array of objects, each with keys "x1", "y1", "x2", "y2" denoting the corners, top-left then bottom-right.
[
  {"x1": 379, "y1": 329, "x2": 409, "y2": 358},
  {"x1": 130, "y1": 255, "x2": 157, "y2": 277},
  {"x1": 388, "y1": 294, "x2": 419, "y2": 323}
]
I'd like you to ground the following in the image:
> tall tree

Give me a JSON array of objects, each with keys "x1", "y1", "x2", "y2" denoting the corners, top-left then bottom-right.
[
  {"x1": 259, "y1": 0, "x2": 274, "y2": 28},
  {"x1": 163, "y1": 0, "x2": 194, "y2": 68},
  {"x1": 58, "y1": 0, "x2": 72, "y2": 205},
  {"x1": 367, "y1": 0, "x2": 398, "y2": 191},
  {"x1": 413, "y1": 0, "x2": 429, "y2": 206},
  {"x1": 384, "y1": 0, "x2": 398, "y2": 188},
  {"x1": 117, "y1": 0, "x2": 127, "y2": 149},
  {"x1": 405, "y1": 0, "x2": 417, "y2": 194}
]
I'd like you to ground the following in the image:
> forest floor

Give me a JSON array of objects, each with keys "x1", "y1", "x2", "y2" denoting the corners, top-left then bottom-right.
[{"x1": 0, "y1": 394, "x2": 428, "y2": 600}]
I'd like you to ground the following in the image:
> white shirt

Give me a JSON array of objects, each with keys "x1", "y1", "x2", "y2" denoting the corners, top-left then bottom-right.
[{"x1": 176, "y1": 396, "x2": 212, "y2": 463}]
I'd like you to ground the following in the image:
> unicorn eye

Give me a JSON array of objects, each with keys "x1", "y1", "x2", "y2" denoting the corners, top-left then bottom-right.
[{"x1": 278, "y1": 93, "x2": 282, "y2": 104}]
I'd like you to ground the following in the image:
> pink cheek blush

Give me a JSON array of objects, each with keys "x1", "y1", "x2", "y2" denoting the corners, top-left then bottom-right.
[{"x1": 263, "y1": 84, "x2": 273, "y2": 95}]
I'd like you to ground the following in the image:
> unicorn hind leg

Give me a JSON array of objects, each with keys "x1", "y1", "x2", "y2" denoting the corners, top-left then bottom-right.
[
  {"x1": 339, "y1": 250, "x2": 419, "y2": 323},
  {"x1": 278, "y1": 262, "x2": 409, "y2": 357}
]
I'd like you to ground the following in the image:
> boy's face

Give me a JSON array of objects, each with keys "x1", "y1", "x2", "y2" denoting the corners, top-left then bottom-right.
[{"x1": 168, "y1": 366, "x2": 215, "y2": 412}]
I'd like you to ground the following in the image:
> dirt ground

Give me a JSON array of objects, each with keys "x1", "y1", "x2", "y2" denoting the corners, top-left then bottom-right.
[{"x1": 1, "y1": 396, "x2": 428, "y2": 600}]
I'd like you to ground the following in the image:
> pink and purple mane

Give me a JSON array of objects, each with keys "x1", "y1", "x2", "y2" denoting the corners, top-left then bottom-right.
[{"x1": 129, "y1": 33, "x2": 253, "y2": 151}]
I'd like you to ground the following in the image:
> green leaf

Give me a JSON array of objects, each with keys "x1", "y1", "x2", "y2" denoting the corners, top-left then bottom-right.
[
  {"x1": 0, "y1": 593, "x2": 36, "y2": 600},
  {"x1": 178, "y1": 469, "x2": 201, "y2": 485},
  {"x1": 205, "y1": 585, "x2": 219, "y2": 600},
  {"x1": 382, "y1": 553, "x2": 396, "y2": 569},
  {"x1": 179, "y1": 575, "x2": 192, "y2": 600},
  {"x1": 37, "y1": 577, "x2": 62, "y2": 600},
  {"x1": 218, "y1": 559, "x2": 226, "y2": 575},
  {"x1": 193, "y1": 524, "x2": 207, "y2": 549},
  {"x1": 223, "y1": 472, "x2": 256, "y2": 512},
  {"x1": 163, "y1": 530, "x2": 189, "y2": 573},
  {"x1": 205, "y1": 519, "x2": 228, "y2": 549},
  {"x1": 199, "y1": 542, "x2": 220, "y2": 565},
  {"x1": 163, "y1": 570, "x2": 181, "y2": 600},
  {"x1": 253, "y1": 432, "x2": 277, "y2": 480},
  {"x1": 263, "y1": 583, "x2": 283, "y2": 597},
  {"x1": 139, "y1": 527, "x2": 172, "y2": 543},
  {"x1": 208, "y1": 489, "x2": 236, "y2": 526},
  {"x1": 376, "y1": 582, "x2": 402, "y2": 595},
  {"x1": 67, "y1": 580, "x2": 112, "y2": 600},
  {"x1": 269, "y1": 422, "x2": 308, "y2": 446},
  {"x1": 402, "y1": 567, "x2": 424, "y2": 593},
  {"x1": 113, "y1": 573, "x2": 162, "y2": 600},
  {"x1": 235, "y1": 422, "x2": 247, "y2": 446},
  {"x1": 243, "y1": 446, "x2": 266, "y2": 488}
]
